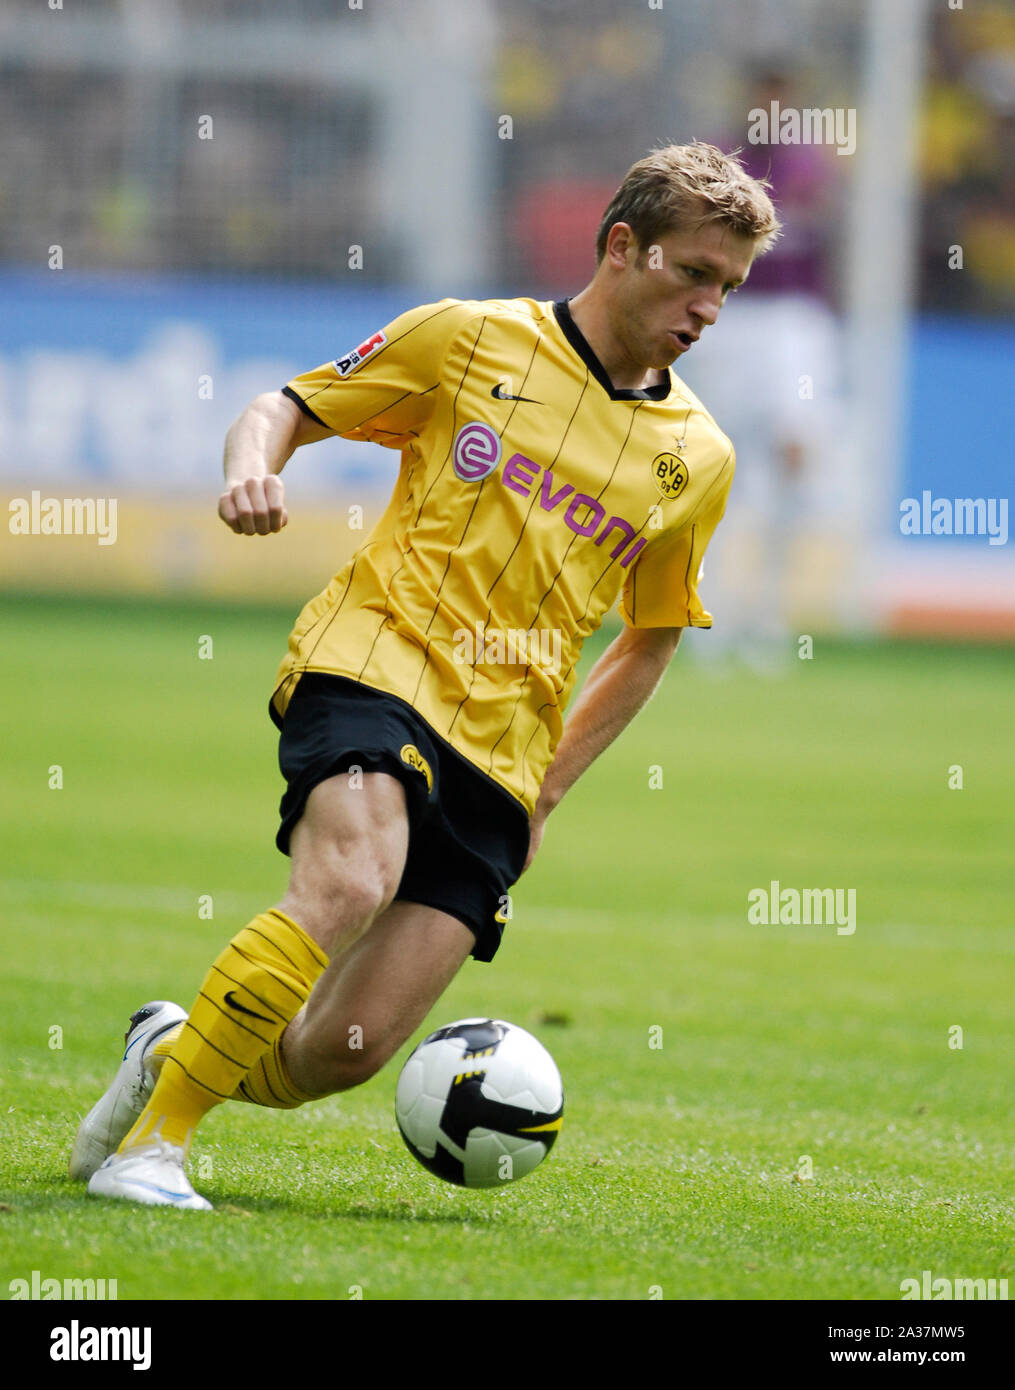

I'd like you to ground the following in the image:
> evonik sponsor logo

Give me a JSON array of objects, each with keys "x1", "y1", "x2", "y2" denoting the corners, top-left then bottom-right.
[
  {"x1": 449, "y1": 429, "x2": 647, "y2": 567},
  {"x1": 500, "y1": 451, "x2": 646, "y2": 567}
]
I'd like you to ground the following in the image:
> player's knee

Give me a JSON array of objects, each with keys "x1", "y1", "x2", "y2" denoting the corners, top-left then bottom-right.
[
  {"x1": 285, "y1": 846, "x2": 400, "y2": 954},
  {"x1": 332, "y1": 856, "x2": 397, "y2": 932}
]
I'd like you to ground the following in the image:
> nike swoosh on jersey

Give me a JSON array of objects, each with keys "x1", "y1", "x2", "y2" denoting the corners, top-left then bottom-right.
[{"x1": 491, "y1": 383, "x2": 542, "y2": 404}]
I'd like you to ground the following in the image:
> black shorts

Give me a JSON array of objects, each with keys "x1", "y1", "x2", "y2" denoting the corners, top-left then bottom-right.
[{"x1": 270, "y1": 673, "x2": 531, "y2": 963}]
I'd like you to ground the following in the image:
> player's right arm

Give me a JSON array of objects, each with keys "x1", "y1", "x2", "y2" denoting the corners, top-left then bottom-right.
[
  {"x1": 218, "y1": 390, "x2": 334, "y2": 536},
  {"x1": 219, "y1": 300, "x2": 479, "y2": 536}
]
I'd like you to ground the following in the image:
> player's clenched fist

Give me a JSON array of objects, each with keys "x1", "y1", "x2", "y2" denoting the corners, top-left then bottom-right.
[{"x1": 218, "y1": 474, "x2": 288, "y2": 535}]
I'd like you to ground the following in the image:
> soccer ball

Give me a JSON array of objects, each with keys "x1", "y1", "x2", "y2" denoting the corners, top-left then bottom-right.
[{"x1": 395, "y1": 1018, "x2": 564, "y2": 1188}]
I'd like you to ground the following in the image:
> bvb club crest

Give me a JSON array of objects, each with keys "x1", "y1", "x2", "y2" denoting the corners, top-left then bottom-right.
[{"x1": 651, "y1": 451, "x2": 689, "y2": 500}]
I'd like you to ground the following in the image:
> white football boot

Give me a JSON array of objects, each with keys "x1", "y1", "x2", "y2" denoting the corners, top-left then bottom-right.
[
  {"x1": 69, "y1": 1000, "x2": 188, "y2": 1182},
  {"x1": 87, "y1": 1137, "x2": 212, "y2": 1211}
]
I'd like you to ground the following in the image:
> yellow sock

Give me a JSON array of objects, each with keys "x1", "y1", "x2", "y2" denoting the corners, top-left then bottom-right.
[
  {"x1": 232, "y1": 1036, "x2": 320, "y2": 1109},
  {"x1": 120, "y1": 910, "x2": 328, "y2": 1153},
  {"x1": 158, "y1": 1011, "x2": 318, "y2": 1110},
  {"x1": 151, "y1": 1022, "x2": 184, "y2": 1060}
]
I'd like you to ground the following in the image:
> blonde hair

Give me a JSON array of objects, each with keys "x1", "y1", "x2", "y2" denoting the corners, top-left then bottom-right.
[{"x1": 595, "y1": 142, "x2": 781, "y2": 261}]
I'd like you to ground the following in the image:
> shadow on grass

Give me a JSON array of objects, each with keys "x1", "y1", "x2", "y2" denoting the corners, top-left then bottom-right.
[
  {"x1": 3, "y1": 1181, "x2": 498, "y2": 1229},
  {"x1": 201, "y1": 1189, "x2": 498, "y2": 1224},
  {"x1": 338, "y1": 1201, "x2": 495, "y2": 1226},
  {"x1": 8, "y1": 1158, "x2": 506, "y2": 1226}
]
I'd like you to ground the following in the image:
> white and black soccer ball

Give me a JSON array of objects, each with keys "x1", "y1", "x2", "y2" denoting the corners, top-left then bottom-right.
[{"x1": 395, "y1": 1018, "x2": 564, "y2": 1189}]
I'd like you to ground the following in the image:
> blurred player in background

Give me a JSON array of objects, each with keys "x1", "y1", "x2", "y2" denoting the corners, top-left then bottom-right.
[
  {"x1": 72, "y1": 142, "x2": 780, "y2": 1209},
  {"x1": 681, "y1": 68, "x2": 845, "y2": 671}
]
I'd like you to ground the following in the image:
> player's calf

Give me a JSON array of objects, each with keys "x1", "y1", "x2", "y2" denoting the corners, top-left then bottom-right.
[
  {"x1": 276, "y1": 903, "x2": 478, "y2": 1101},
  {"x1": 288, "y1": 1025, "x2": 398, "y2": 1096}
]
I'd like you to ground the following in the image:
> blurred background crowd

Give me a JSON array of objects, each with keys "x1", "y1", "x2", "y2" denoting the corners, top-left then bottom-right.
[{"x1": 2, "y1": 0, "x2": 1013, "y2": 312}]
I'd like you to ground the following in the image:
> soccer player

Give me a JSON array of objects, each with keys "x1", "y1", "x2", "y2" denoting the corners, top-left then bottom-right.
[{"x1": 73, "y1": 142, "x2": 779, "y2": 1208}]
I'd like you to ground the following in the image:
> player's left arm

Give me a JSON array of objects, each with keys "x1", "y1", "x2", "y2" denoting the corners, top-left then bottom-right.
[{"x1": 522, "y1": 624, "x2": 681, "y2": 872}]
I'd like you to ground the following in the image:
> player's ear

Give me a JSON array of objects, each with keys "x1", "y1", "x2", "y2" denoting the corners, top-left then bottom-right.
[{"x1": 605, "y1": 222, "x2": 635, "y2": 269}]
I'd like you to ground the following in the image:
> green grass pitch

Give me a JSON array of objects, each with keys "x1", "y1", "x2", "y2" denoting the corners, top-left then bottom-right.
[{"x1": 1, "y1": 593, "x2": 1012, "y2": 1300}]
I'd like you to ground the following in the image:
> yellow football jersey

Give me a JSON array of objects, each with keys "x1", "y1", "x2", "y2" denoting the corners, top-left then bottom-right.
[{"x1": 274, "y1": 297, "x2": 734, "y2": 814}]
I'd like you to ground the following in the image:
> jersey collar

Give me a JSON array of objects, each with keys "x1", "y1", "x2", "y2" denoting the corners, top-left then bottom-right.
[{"x1": 553, "y1": 299, "x2": 672, "y2": 402}]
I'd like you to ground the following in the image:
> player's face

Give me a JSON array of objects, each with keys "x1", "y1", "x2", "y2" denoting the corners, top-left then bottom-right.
[{"x1": 607, "y1": 220, "x2": 757, "y2": 373}]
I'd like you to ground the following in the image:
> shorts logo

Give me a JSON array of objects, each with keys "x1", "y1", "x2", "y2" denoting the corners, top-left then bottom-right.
[
  {"x1": 651, "y1": 451, "x2": 689, "y2": 500},
  {"x1": 334, "y1": 330, "x2": 387, "y2": 377},
  {"x1": 400, "y1": 744, "x2": 433, "y2": 792},
  {"x1": 453, "y1": 422, "x2": 502, "y2": 482}
]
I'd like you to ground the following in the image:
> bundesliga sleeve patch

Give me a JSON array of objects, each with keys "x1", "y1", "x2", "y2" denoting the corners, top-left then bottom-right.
[{"x1": 333, "y1": 330, "x2": 387, "y2": 377}]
